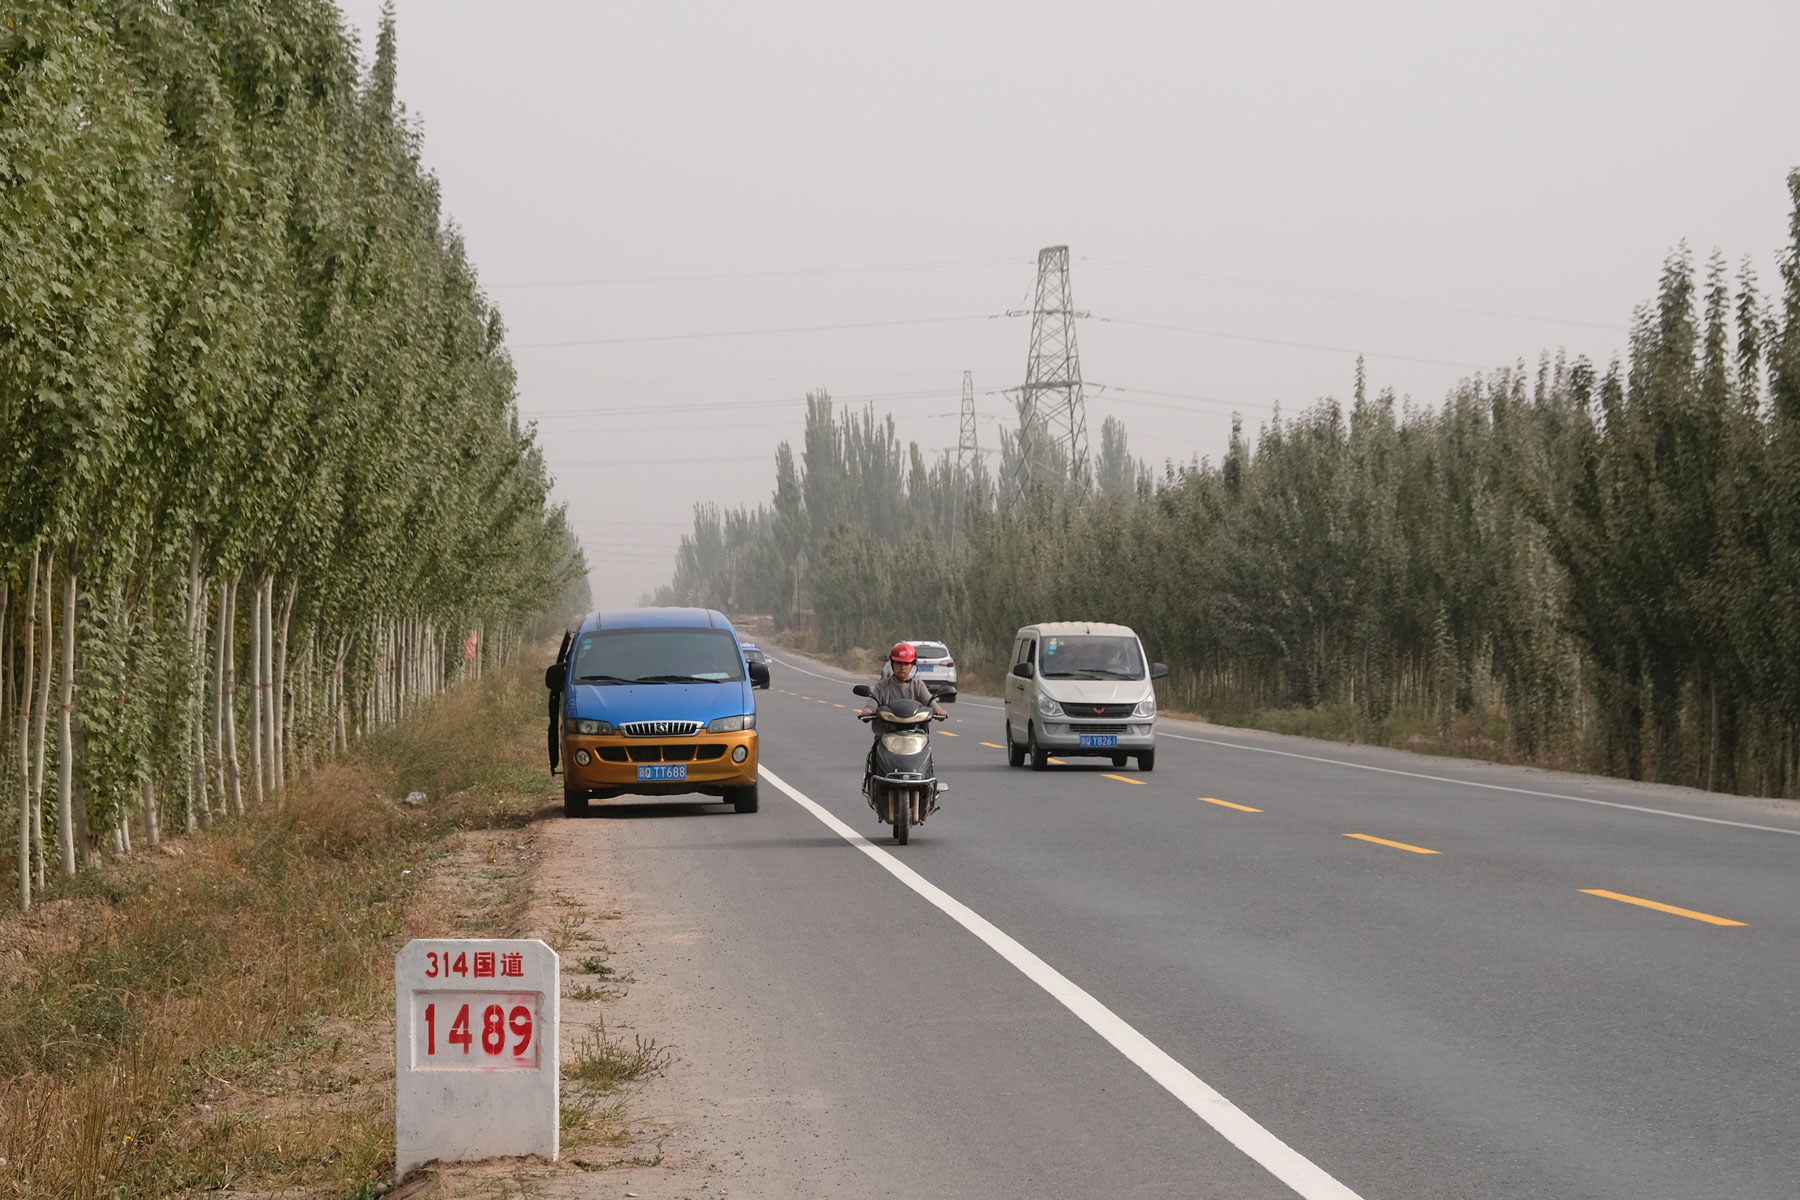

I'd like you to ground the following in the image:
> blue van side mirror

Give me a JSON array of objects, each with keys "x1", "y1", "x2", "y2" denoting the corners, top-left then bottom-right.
[
  {"x1": 748, "y1": 661, "x2": 770, "y2": 687},
  {"x1": 544, "y1": 663, "x2": 566, "y2": 691}
]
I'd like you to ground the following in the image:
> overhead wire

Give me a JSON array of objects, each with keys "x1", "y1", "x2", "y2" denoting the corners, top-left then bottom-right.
[{"x1": 1080, "y1": 256, "x2": 1628, "y2": 334}]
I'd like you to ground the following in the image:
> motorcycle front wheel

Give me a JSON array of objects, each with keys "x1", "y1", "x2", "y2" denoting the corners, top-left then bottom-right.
[{"x1": 894, "y1": 787, "x2": 911, "y2": 845}]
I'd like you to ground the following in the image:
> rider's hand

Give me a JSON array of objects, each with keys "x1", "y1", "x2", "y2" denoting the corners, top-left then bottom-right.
[
  {"x1": 858, "y1": 708, "x2": 875, "y2": 722},
  {"x1": 932, "y1": 710, "x2": 948, "y2": 721}
]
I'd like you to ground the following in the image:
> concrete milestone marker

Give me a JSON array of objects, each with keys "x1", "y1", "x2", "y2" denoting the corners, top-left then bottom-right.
[{"x1": 395, "y1": 938, "x2": 559, "y2": 1175}]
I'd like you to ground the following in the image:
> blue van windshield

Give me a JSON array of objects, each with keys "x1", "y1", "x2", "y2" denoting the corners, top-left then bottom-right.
[{"x1": 572, "y1": 628, "x2": 746, "y2": 683}]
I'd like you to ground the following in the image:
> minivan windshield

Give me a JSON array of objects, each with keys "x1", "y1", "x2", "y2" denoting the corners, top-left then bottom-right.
[
  {"x1": 571, "y1": 628, "x2": 746, "y2": 684},
  {"x1": 1039, "y1": 635, "x2": 1145, "y2": 680}
]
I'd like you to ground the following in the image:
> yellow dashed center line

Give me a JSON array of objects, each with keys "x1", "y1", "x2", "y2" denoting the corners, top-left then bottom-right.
[
  {"x1": 980, "y1": 742, "x2": 1005, "y2": 749},
  {"x1": 1047, "y1": 757, "x2": 1068, "y2": 766},
  {"x1": 800, "y1": 696, "x2": 812, "y2": 702},
  {"x1": 1581, "y1": 889, "x2": 1746, "y2": 926},
  {"x1": 1200, "y1": 797, "x2": 1261, "y2": 812},
  {"x1": 833, "y1": 703, "x2": 846, "y2": 708},
  {"x1": 939, "y1": 730, "x2": 958, "y2": 737},
  {"x1": 1103, "y1": 773, "x2": 1147, "y2": 785},
  {"x1": 1345, "y1": 833, "x2": 1439, "y2": 855}
]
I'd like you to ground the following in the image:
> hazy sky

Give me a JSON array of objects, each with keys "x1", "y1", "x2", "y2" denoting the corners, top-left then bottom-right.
[{"x1": 338, "y1": 1, "x2": 1799, "y2": 611}]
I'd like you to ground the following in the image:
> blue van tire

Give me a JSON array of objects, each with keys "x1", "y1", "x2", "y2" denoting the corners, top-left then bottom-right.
[
  {"x1": 730, "y1": 783, "x2": 759, "y2": 813},
  {"x1": 563, "y1": 786, "x2": 590, "y2": 816}
]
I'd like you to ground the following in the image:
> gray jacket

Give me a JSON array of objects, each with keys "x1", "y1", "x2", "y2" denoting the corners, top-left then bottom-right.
[{"x1": 864, "y1": 674, "x2": 938, "y2": 734}]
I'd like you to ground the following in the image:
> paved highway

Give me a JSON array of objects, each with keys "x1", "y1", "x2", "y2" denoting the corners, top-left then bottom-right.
[{"x1": 577, "y1": 646, "x2": 1800, "y2": 1199}]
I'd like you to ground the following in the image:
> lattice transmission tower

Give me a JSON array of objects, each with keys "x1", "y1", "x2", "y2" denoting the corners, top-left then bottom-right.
[
  {"x1": 952, "y1": 370, "x2": 979, "y2": 551},
  {"x1": 1009, "y1": 245, "x2": 1091, "y2": 504}
]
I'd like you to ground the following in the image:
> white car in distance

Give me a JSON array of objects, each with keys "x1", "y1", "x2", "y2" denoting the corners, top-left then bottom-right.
[{"x1": 881, "y1": 640, "x2": 958, "y2": 701}]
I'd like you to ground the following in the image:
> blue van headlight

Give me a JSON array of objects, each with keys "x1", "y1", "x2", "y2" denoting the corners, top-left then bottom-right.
[
  {"x1": 566, "y1": 718, "x2": 615, "y2": 735},
  {"x1": 707, "y1": 714, "x2": 755, "y2": 734}
]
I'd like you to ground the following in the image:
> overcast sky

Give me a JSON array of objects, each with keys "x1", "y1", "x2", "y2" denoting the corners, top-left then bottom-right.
[{"x1": 338, "y1": 0, "x2": 1799, "y2": 611}]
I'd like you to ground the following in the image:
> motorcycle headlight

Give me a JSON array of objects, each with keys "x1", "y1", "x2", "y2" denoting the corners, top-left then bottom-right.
[
  {"x1": 567, "y1": 718, "x2": 615, "y2": 735},
  {"x1": 1132, "y1": 698, "x2": 1156, "y2": 718},
  {"x1": 707, "y1": 714, "x2": 755, "y2": 734},
  {"x1": 1036, "y1": 694, "x2": 1064, "y2": 718},
  {"x1": 880, "y1": 732, "x2": 929, "y2": 755}
]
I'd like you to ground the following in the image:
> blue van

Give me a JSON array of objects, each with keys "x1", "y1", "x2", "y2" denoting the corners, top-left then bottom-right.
[{"x1": 544, "y1": 608, "x2": 770, "y2": 816}]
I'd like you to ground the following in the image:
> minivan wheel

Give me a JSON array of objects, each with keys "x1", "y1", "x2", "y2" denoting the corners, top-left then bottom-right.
[
  {"x1": 563, "y1": 786, "x2": 590, "y2": 817},
  {"x1": 729, "y1": 783, "x2": 760, "y2": 814},
  {"x1": 1006, "y1": 722, "x2": 1026, "y2": 768},
  {"x1": 1112, "y1": 753, "x2": 1128, "y2": 768},
  {"x1": 1029, "y1": 725, "x2": 1049, "y2": 772},
  {"x1": 1137, "y1": 748, "x2": 1156, "y2": 772}
]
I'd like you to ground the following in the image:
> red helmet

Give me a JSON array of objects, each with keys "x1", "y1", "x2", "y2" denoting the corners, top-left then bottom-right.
[{"x1": 889, "y1": 642, "x2": 917, "y2": 665}]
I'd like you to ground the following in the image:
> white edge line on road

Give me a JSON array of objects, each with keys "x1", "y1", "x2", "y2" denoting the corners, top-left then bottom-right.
[
  {"x1": 759, "y1": 764, "x2": 1365, "y2": 1200},
  {"x1": 933, "y1": 691, "x2": 1800, "y2": 839}
]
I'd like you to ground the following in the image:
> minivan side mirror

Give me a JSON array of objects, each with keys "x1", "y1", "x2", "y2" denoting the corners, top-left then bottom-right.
[
  {"x1": 852, "y1": 684, "x2": 872, "y2": 697},
  {"x1": 1011, "y1": 662, "x2": 1034, "y2": 679},
  {"x1": 747, "y1": 661, "x2": 770, "y2": 687},
  {"x1": 544, "y1": 663, "x2": 566, "y2": 691},
  {"x1": 1150, "y1": 662, "x2": 1169, "y2": 680}
]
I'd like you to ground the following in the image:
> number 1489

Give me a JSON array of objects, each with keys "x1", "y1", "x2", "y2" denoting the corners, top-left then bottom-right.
[{"x1": 414, "y1": 992, "x2": 538, "y2": 1069}]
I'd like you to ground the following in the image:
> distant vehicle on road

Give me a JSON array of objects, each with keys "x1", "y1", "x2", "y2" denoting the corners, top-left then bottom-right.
[
  {"x1": 544, "y1": 608, "x2": 770, "y2": 816},
  {"x1": 740, "y1": 642, "x2": 772, "y2": 687},
  {"x1": 1002, "y1": 622, "x2": 1167, "y2": 772},
  {"x1": 880, "y1": 640, "x2": 957, "y2": 700}
]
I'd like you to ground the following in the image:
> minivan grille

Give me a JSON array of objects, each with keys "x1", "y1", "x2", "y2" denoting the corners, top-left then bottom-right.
[
  {"x1": 1072, "y1": 723, "x2": 1128, "y2": 734},
  {"x1": 601, "y1": 743, "x2": 728, "y2": 763},
  {"x1": 621, "y1": 720, "x2": 702, "y2": 738}
]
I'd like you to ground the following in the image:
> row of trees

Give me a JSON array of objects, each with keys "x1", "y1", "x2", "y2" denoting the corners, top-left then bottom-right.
[
  {"x1": 662, "y1": 170, "x2": 1800, "y2": 798},
  {"x1": 1, "y1": 2, "x2": 586, "y2": 909}
]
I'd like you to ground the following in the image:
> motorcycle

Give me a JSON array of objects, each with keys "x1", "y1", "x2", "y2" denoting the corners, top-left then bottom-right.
[{"x1": 853, "y1": 683, "x2": 954, "y2": 844}]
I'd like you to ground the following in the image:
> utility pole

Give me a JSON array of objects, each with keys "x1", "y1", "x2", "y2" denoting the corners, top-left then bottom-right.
[
  {"x1": 953, "y1": 369, "x2": 978, "y2": 553},
  {"x1": 1009, "y1": 245, "x2": 1091, "y2": 506}
]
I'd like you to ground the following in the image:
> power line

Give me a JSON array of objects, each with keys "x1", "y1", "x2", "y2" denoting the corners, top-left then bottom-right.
[
  {"x1": 514, "y1": 313, "x2": 1005, "y2": 350},
  {"x1": 1093, "y1": 316, "x2": 1488, "y2": 370},
  {"x1": 490, "y1": 258, "x2": 1025, "y2": 289},
  {"x1": 529, "y1": 388, "x2": 957, "y2": 419},
  {"x1": 1081, "y1": 256, "x2": 1627, "y2": 334}
]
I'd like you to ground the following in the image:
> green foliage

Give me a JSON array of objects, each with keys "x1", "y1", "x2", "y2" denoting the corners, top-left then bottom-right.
[
  {"x1": 668, "y1": 169, "x2": 1800, "y2": 798},
  {"x1": 0, "y1": 1, "x2": 586, "y2": 876}
]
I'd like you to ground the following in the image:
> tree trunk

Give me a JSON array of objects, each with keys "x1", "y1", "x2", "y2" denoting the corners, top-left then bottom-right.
[
  {"x1": 224, "y1": 577, "x2": 244, "y2": 816},
  {"x1": 249, "y1": 578, "x2": 265, "y2": 806},
  {"x1": 15, "y1": 549, "x2": 38, "y2": 911},
  {"x1": 32, "y1": 549, "x2": 55, "y2": 890},
  {"x1": 334, "y1": 634, "x2": 349, "y2": 755},
  {"x1": 275, "y1": 580, "x2": 295, "y2": 794},
  {"x1": 57, "y1": 563, "x2": 77, "y2": 879},
  {"x1": 210, "y1": 578, "x2": 226, "y2": 822}
]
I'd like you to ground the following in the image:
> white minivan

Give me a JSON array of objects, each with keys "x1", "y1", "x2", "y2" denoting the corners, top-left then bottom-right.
[{"x1": 1002, "y1": 622, "x2": 1168, "y2": 772}]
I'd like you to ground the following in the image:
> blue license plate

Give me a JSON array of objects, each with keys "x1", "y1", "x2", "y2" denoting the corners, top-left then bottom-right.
[
  {"x1": 638, "y1": 764, "x2": 687, "y2": 781},
  {"x1": 918, "y1": 664, "x2": 935, "y2": 672},
  {"x1": 1079, "y1": 734, "x2": 1118, "y2": 749}
]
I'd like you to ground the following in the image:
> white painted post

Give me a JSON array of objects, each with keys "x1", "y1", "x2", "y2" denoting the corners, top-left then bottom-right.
[{"x1": 395, "y1": 939, "x2": 560, "y2": 1175}]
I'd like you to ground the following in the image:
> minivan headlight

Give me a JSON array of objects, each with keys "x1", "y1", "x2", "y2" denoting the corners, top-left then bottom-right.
[
  {"x1": 707, "y1": 714, "x2": 756, "y2": 734},
  {"x1": 567, "y1": 718, "x2": 615, "y2": 735},
  {"x1": 1036, "y1": 694, "x2": 1064, "y2": 718},
  {"x1": 1132, "y1": 698, "x2": 1156, "y2": 718}
]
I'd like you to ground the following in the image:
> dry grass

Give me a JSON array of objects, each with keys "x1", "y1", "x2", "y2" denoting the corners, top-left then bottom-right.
[{"x1": 0, "y1": 659, "x2": 556, "y2": 1200}]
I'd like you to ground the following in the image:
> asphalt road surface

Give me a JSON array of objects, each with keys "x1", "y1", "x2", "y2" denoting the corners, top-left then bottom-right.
[{"x1": 575, "y1": 647, "x2": 1800, "y2": 1199}]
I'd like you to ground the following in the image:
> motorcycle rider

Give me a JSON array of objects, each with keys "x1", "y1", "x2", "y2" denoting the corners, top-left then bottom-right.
[{"x1": 857, "y1": 643, "x2": 947, "y2": 793}]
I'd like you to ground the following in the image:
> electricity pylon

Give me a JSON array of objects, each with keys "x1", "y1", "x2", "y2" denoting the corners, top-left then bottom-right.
[
  {"x1": 952, "y1": 370, "x2": 978, "y2": 552},
  {"x1": 1009, "y1": 245, "x2": 1091, "y2": 505}
]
